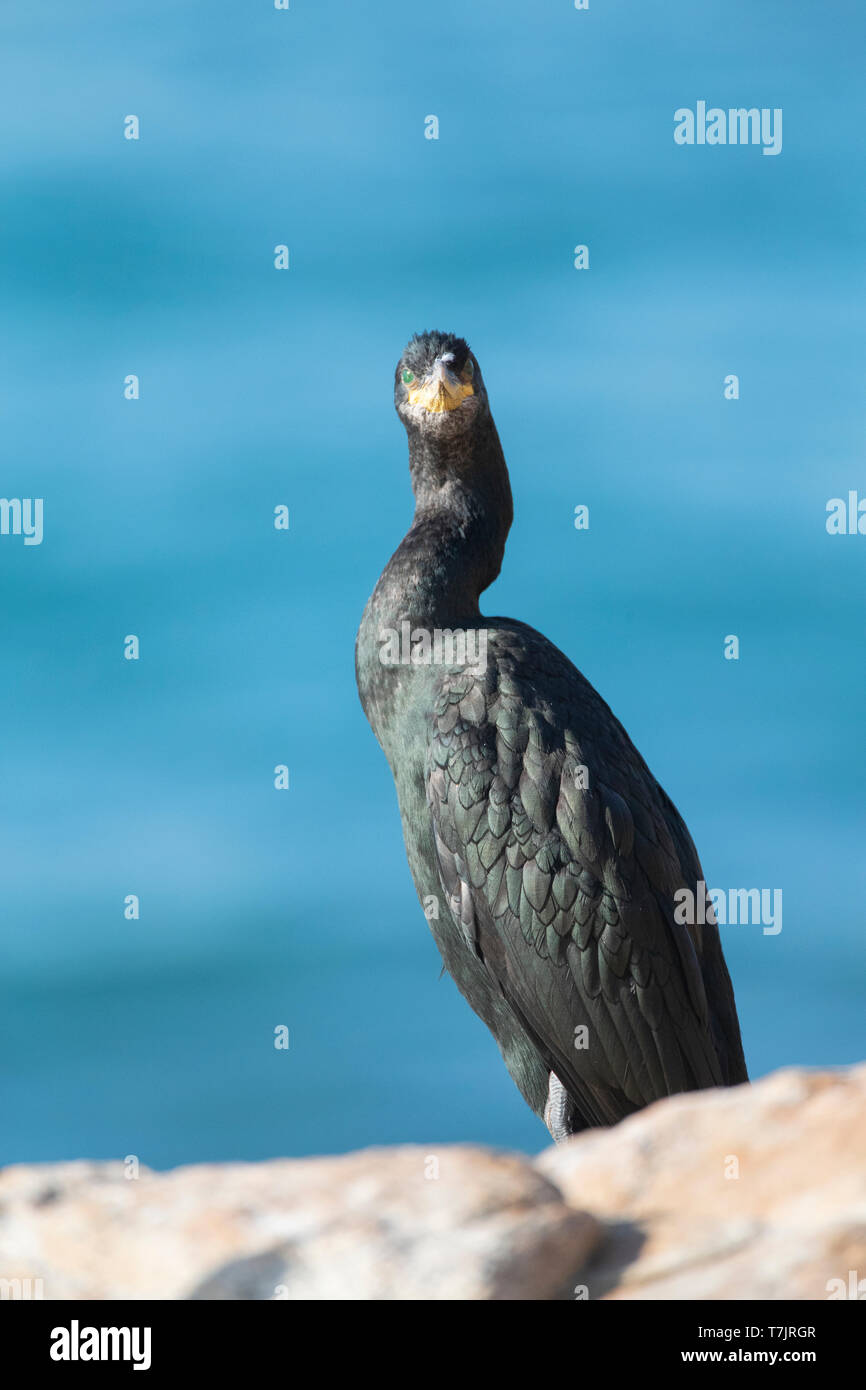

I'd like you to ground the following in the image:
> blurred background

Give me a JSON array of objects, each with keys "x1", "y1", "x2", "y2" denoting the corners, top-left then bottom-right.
[{"x1": 0, "y1": 0, "x2": 863, "y2": 1168}]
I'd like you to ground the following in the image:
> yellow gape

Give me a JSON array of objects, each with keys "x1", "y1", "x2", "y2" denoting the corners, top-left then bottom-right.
[{"x1": 407, "y1": 375, "x2": 474, "y2": 413}]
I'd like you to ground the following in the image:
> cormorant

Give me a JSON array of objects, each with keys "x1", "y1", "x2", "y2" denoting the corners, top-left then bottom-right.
[{"x1": 356, "y1": 331, "x2": 748, "y2": 1139}]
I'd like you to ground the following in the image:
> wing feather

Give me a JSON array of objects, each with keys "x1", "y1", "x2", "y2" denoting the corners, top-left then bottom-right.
[{"x1": 426, "y1": 620, "x2": 747, "y2": 1129}]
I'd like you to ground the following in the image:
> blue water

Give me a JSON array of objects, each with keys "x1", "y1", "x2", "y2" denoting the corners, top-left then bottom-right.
[{"x1": 1, "y1": 1, "x2": 863, "y2": 1168}]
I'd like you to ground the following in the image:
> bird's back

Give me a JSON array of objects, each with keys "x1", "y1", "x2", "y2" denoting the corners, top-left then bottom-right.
[{"x1": 423, "y1": 616, "x2": 747, "y2": 1130}]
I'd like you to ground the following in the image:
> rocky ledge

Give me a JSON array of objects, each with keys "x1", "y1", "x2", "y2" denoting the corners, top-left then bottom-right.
[{"x1": 1, "y1": 1064, "x2": 864, "y2": 1300}]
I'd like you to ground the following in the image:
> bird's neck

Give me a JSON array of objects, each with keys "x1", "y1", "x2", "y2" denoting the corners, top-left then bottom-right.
[{"x1": 378, "y1": 416, "x2": 513, "y2": 629}]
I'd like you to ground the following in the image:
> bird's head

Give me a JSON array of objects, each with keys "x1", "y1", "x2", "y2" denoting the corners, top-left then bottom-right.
[{"x1": 394, "y1": 330, "x2": 488, "y2": 443}]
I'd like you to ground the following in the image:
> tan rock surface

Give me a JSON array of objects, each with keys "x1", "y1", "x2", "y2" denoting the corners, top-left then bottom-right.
[
  {"x1": 0, "y1": 1145, "x2": 598, "y2": 1300},
  {"x1": 1, "y1": 1065, "x2": 863, "y2": 1300},
  {"x1": 537, "y1": 1064, "x2": 866, "y2": 1299}
]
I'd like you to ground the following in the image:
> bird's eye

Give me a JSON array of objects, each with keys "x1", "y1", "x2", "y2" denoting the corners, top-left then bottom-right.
[
  {"x1": 401, "y1": 369, "x2": 415, "y2": 385},
  {"x1": 464, "y1": 360, "x2": 474, "y2": 379}
]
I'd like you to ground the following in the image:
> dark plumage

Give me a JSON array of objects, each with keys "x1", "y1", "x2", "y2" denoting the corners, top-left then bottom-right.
[{"x1": 356, "y1": 331, "x2": 748, "y2": 1138}]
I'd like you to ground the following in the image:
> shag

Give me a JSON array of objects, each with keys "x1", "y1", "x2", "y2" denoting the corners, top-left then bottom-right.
[{"x1": 356, "y1": 331, "x2": 748, "y2": 1139}]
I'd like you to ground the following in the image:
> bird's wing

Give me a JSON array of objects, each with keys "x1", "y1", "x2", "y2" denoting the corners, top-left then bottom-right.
[{"x1": 425, "y1": 622, "x2": 735, "y2": 1128}]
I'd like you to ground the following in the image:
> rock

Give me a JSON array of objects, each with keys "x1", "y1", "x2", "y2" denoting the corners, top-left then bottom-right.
[
  {"x1": 0, "y1": 1146, "x2": 599, "y2": 1301},
  {"x1": 536, "y1": 1063, "x2": 866, "y2": 1300},
  {"x1": 1, "y1": 1065, "x2": 863, "y2": 1300}
]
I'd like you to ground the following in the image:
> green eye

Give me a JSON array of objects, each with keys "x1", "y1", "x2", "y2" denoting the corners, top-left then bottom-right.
[{"x1": 401, "y1": 369, "x2": 415, "y2": 385}]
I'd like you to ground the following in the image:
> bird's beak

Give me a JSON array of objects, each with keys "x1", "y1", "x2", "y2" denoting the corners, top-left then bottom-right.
[{"x1": 407, "y1": 359, "x2": 474, "y2": 414}]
